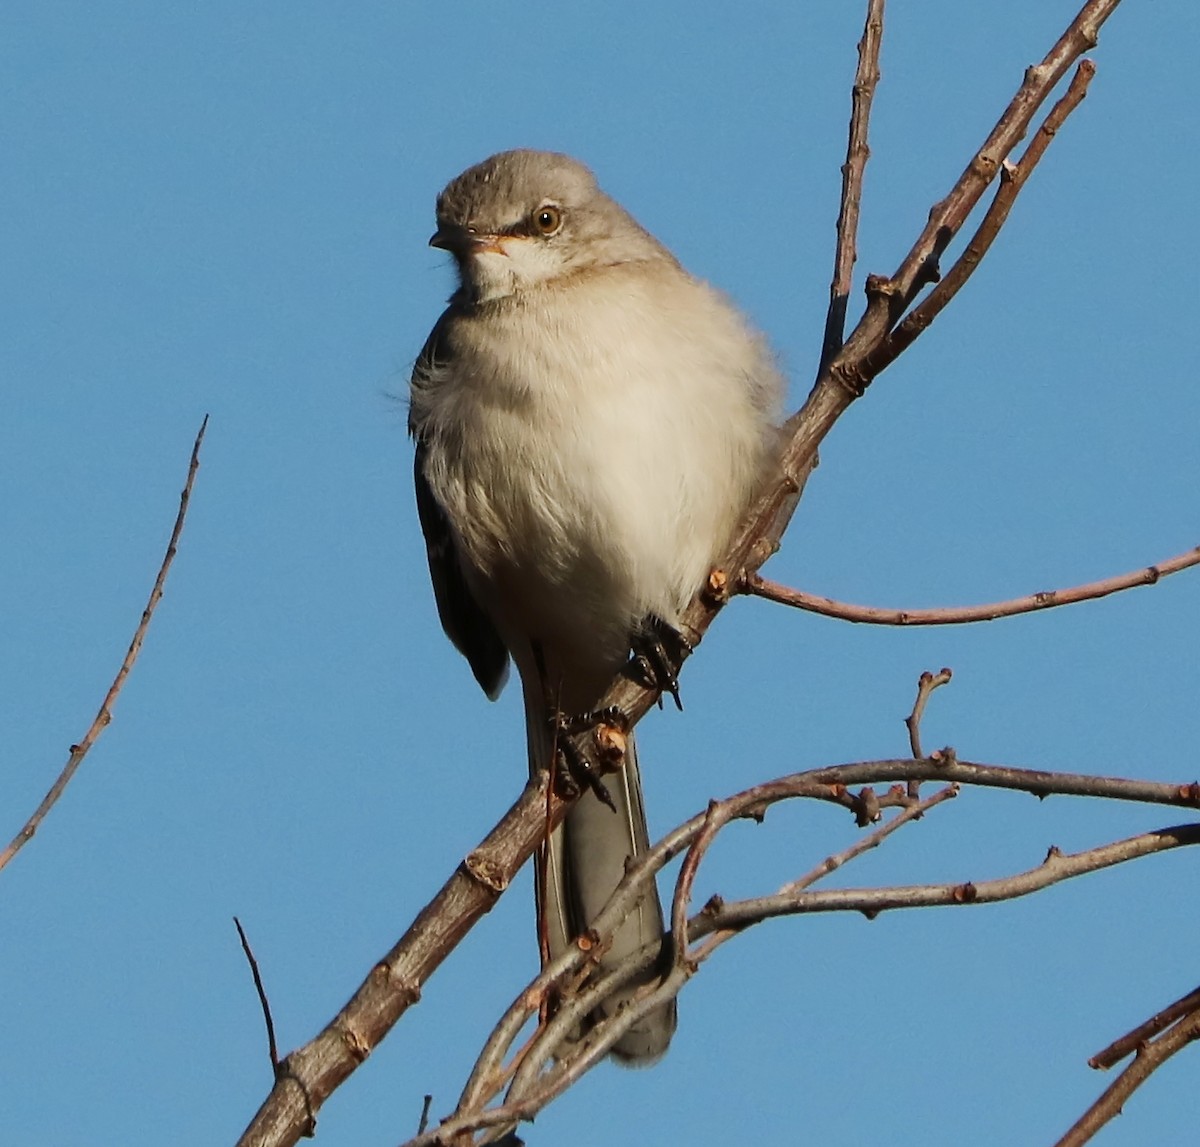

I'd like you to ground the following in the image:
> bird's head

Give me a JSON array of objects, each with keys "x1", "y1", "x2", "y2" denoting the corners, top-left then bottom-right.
[{"x1": 429, "y1": 149, "x2": 669, "y2": 304}]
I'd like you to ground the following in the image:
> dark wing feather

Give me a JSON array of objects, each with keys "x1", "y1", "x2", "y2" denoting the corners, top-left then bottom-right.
[{"x1": 411, "y1": 318, "x2": 510, "y2": 700}]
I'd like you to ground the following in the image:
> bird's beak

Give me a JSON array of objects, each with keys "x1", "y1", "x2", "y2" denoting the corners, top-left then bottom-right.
[
  {"x1": 429, "y1": 223, "x2": 506, "y2": 256},
  {"x1": 428, "y1": 223, "x2": 461, "y2": 251}
]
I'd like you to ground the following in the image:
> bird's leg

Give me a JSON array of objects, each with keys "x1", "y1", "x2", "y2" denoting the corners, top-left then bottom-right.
[{"x1": 631, "y1": 614, "x2": 693, "y2": 711}]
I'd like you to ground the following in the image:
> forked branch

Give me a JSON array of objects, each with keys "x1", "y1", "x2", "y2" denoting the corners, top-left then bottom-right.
[
  {"x1": 819, "y1": 0, "x2": 885, "y2": 375},
  {"x1": 403, "y1": 763, "x2": 1199, "y2": 1145}
]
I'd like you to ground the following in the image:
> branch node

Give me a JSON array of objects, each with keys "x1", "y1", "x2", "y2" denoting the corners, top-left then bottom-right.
[
  {"x1": 341, "y1": 1026, "x2": 371, "y2": 1064},
  {"x1": 829, "y1": 360, "x2": 870, "y2": 399},
  {"x1": 952, "y1": 881, "x2": 978, "y2": 904},
  {"x1": 703, "y1": 567, "x2": 731, "y2": 605},
  {"x1": 464, "y1": 851, "x2": 509, "y2": 895},
  {"x1": 864, "y1": 272, "x2": 898, "y2": 300},
  {"x1": 852, "y1": 786, "x2": 882, "y2": 826},
  {"x1": 1176, "y1": 782, "x2": 1200, "y2": 807}
]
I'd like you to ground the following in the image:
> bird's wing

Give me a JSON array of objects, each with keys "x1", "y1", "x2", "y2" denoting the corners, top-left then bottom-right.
[{"x1": 410, "y1": 317, "x2": 510, "y2": 700}]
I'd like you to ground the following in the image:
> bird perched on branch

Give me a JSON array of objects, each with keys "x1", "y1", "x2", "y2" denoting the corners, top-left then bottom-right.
[{"x1": 410, "y1": 149, "x2": 783, "y2": 1062}]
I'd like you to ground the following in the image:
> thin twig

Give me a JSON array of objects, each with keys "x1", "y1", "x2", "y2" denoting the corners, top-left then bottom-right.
[
  {"x1": 671, "y1": 800, "x2": 726, "y2": 960},
  {"x1": 0, "y1": 416, "x2": 208, "y2": 874},
  {"x1": 906, "y1": 668, "x2": 953, "y2": 763},
  {"x1": 820, "y1": 0, "x2": 885, "y2": 375},
  {"x1": 416, "y1": 1095, "x2": 433, "y2": 1136},
  {"x1": 441, "y1": 784, "x2": 959, "y2": 1144},
  {"x1": 236, "y1": 916, "x2": 280, "y2": 1072},
  {"x1": 743, "y1": 543, "x2": 1200, "y2": 626},
  {"x1": 699, "y1": 825, "x2": 1200, "y2": 932},
  {"x1": 781, "y1": 784, "x2": 958, "y2": 896},
  {"x1": 689, "y1": 783, "x2": 959, "y2": 966},
  {"x1": 1090, "y1": 983, "x2": 1200, "y2": 1070},
  {"x1": 1054, "y1": 1006, "x2": 1200, "y2": 1147}
]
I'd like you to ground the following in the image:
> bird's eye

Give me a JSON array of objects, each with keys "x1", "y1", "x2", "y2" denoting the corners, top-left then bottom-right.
[{"x1": 533, "y1": 205, "x2": 563, "y2": 235}]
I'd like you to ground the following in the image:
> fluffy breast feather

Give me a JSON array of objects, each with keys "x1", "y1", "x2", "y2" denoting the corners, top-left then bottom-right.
[{"x1": 412, "y1": 260, "x2": 782, "y2": 661}]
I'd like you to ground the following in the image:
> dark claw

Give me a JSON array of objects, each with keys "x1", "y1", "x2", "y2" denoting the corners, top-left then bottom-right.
[
  {"x1": 550, "y1": 713, "x2": 617, "y2": 812},
  {"x1": 631, "y1": 615, "x2": 692, "y2": 711}
]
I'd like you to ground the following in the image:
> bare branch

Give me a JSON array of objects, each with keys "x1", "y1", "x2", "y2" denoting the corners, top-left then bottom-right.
[
  {"x1": 781, "y1": 784, "x2": 959, "y2": 896},
  {"x1": 1054, "y1": 1002, "x2": 1200, "y2": 1147},
  {"x1": 700, "y1": 825, "x2": 1200, "y2": 932},
  {"x1": 407, "y1": 794, "x2": 1195, "y2": 1144},
  {"x1": 819, "y1": 0, "x2": 885, "y2": 375},
  {"x1": 0, "y1": 416, "x2": 208, "y2": 875},
  {"x1": 234, "y1": 768, "x2": 573, "y2": 1147},
  {"x1": 415, "y1": 783, "x2": 959, "y2": 1146},
  {"x1": 873, "y1": 58, "x2": 1097, "y2": 372},
  {"x1": 1090, "y1": 982, "x2": 1200, "y2": 1071},
  {"x1": 905, "y1": 668, "x2": 952, "y2": 761},
  {"x1": 744, "y1": 543, "x2": 1200, "y2": 626},
  {"x1": 834, "y1": 0, "x2": 1118, "y2": 392}
]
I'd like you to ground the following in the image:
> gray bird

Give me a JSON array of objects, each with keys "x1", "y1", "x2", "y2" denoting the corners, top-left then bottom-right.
[{"x1": 410, "y1": 149, "x2": 783, "y2": 1063}]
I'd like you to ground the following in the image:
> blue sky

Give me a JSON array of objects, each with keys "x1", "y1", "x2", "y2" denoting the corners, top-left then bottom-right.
[{"x1": 3, "y1": 3, "x2": 1198, "y2": 1144}]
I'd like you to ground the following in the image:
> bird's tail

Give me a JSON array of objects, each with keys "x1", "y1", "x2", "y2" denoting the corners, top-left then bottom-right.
[{"x1": 526, "y1": 698, "x2": 677, "y2": 1064}]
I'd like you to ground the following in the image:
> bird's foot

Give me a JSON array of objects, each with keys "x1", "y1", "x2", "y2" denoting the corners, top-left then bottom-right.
[
  {"x1": 549, "y1": 707, "x2": 628, "y2": 812},
  {"x1": 631, "y1": 615, "x2": 693, "y2": 711}
]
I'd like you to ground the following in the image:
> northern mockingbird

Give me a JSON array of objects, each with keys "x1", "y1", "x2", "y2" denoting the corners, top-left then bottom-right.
[{"x1": 409, "y1": 149, "x2": 783, "y2": 1063}]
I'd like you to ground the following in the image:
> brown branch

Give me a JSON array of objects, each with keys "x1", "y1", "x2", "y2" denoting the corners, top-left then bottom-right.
[
  {"x1": 1089, "y1": 982, "x2": 1200, "y2": 1070},
  {"x1": 820, "y1": 0, "x2": 885, "y2": 375},
  {"x1": 873, "y1": 58, "x2": 1096, "y2": 372},
  {"x1": 234, "y1": 768, "x2": 573, "y2": 1147},
  {"x1": 1055, "y1": 1004, "x2": 1200, "y2": 1147},
  {"x1": 417, "y1": 972, "x2": 695, "y2": 1147},
  {"x1": 434, "y1": 813, "x2": 1199, "y2": 1146},
  {"x1": 744, "y1": 543, "x2": 1200, "y2": 626},
  {"x1": 905, "y1": 668, "x2": 952, "y2": 762},
  {"x1": 235, "y1": 917, "x2": 280, "y2": 1073},
  {"x1": 0, "y1": 416, "x2": 208, "y2": 875},
  {"x1": 833, "y1": 0, "x2": 1118, "y2": 397},
  {"x1": 780, "y1": 785, "x2": 958, "y2": 895},
  {"x1": 699, "y1": 825, "x2": 1200, "y2": 932}
]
